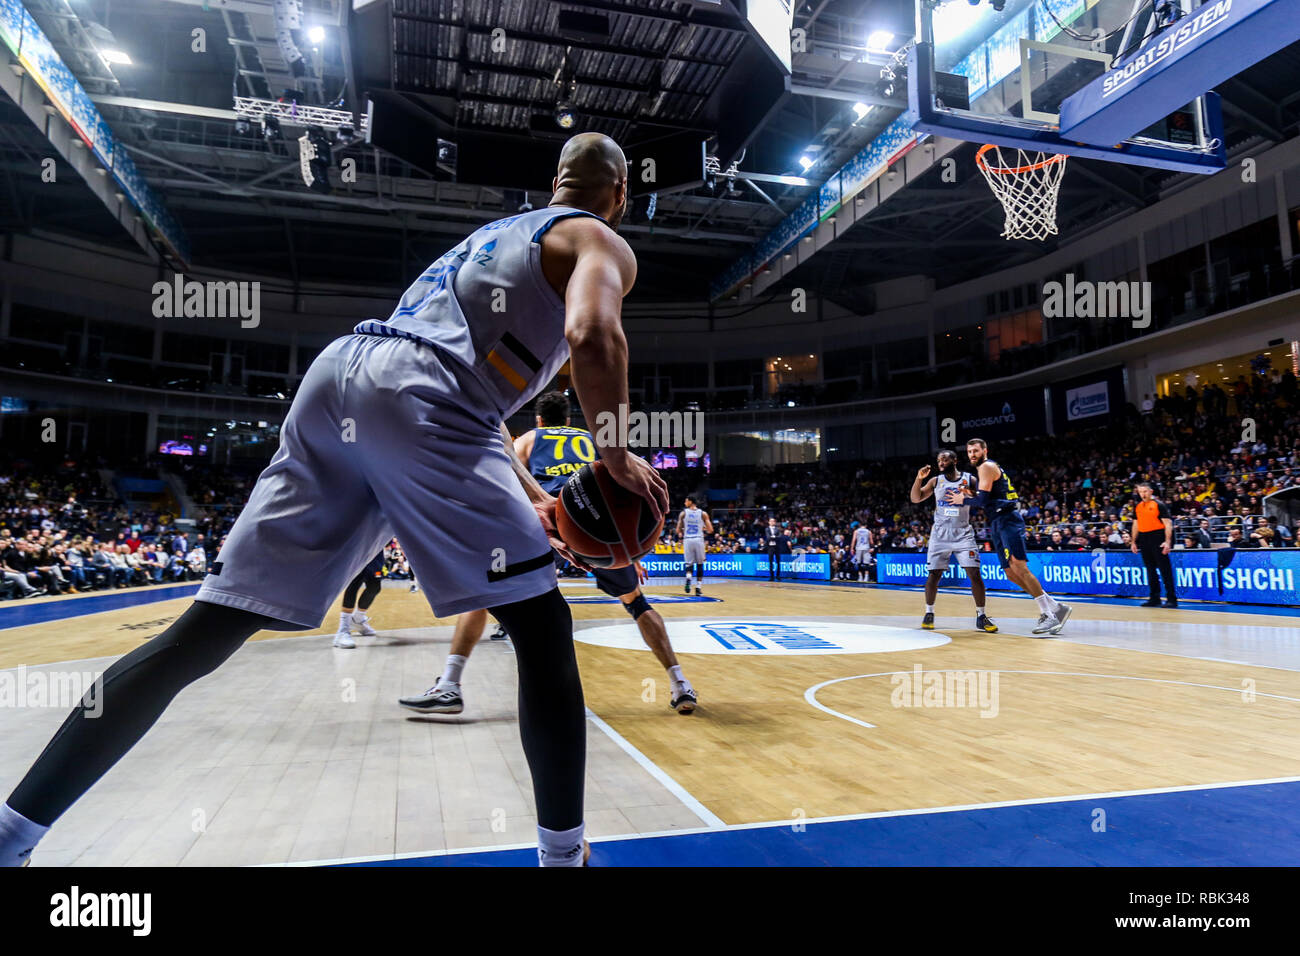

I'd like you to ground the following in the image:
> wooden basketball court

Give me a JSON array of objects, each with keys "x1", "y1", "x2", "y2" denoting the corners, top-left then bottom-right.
[{"x1": 2, "y1": 578, "x2": 1298, "y2": 865}]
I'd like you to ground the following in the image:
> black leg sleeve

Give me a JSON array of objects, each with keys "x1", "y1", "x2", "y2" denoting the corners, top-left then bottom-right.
[
  {"x1": 341, "y1": 570, "x2": 365, "y2": 608},
  {"x1": 8, "y1": 600, "x2": 274, "y2": 826},
  {"x1": 358, "y1": 575, "x2": 382, "y2": 610},
  {"x1": 488, "y1": 587, "x2": 585, "y2": 832}
]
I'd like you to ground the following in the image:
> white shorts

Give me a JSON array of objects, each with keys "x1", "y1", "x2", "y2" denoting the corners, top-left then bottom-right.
[
  {"x1": 927, "y1": 533, "x2": 981, "y2": 572},
  {"x1": 682, "y1": 538, "x2": 706, "y2": 565},
  {"x1": 197, "y1": 334, "x2": 557, "y2": 627}
]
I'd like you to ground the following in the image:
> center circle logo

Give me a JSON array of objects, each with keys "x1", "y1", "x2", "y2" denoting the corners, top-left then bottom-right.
[{"x1": 575, "y1": 619, "x2": 951, "y2": 655}]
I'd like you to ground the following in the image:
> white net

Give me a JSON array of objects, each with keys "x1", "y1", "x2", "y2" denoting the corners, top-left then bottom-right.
[{"x1": 976, "y1": 145, "x2": 1068, "y2": 241}]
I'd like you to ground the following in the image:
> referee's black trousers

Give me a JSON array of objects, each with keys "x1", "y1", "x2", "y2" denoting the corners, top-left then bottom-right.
[{"x1": 1138, "y1": 530, "x2": 1177, "y2": 603}]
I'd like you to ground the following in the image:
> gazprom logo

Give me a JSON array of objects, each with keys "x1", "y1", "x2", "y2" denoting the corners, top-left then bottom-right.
[{"x1": 1066, "y1": 381, "x2": 1110, "y2": 421}]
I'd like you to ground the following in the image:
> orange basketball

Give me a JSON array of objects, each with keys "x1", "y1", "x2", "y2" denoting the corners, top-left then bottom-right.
[{"x1": 556, "y1": 461, "x2": 664, "y2": 569}]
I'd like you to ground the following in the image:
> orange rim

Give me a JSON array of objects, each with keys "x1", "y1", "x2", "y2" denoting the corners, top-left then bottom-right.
[{"x1": 976, "y1": 143, "x2": 1067, "y2": 175}]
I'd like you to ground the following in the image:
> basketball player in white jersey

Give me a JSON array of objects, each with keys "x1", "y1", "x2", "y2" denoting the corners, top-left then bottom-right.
[
  {"x1": 910, "y1": 450, "x2": 998, "y2": 633},
  {"x1": 850, "y1": 523, "x2": 873, "y2": 581},
  {"x1": 945, "y1": 437, "x2": 1070, "y2": 636},
  {"x1": 675, "y1": 496, "x2": 713, "y2": 596},
  {"x1": 399, "y1": 392, "x2": 698, "y2": 715},
  {"x1": 0, "y1": 133, "x2": 668, "y2": 868}
]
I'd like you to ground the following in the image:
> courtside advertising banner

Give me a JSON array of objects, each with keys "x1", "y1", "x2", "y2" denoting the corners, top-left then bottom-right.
[
  {"x1": 642, "y1": 553, "x2": 830, "y2": 581},
  {"x1": 876, "y1": 549, "x2": 1300, "y2": 605}
]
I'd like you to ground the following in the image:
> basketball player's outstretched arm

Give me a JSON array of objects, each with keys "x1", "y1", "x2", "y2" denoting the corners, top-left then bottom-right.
[{"x1": 554, "y1": 218, "x2": 668, "y2": 521}]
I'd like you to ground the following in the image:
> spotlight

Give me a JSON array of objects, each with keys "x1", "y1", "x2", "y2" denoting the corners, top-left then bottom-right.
[
  {"x1": 335, "y1": 124, "x2": 354, "y2": 143},
  {"x1": 852, "y1": 102, "x2": 872, "y2": 120},
  {"x1": 866, "y1": 30, "x2": 894, "y2": 52},
  {"x1": 990, "y1": 0, "x2": 1006, "y2": 9},
  {"x1": 307, "y1": 26, "x2": 325, "y2": 44},
  {"x1": 261, "y1": 115, "x2": 281, "y2": 140},
  {"x1": 554, "y1": 102, "x2": 577, "y2": 129},
  {"x1": 234, "y1": 116, "x2": 251, "y2": 136},
  {"x1": 798, "y1": 155, "x2": 814, "y2": 171}
]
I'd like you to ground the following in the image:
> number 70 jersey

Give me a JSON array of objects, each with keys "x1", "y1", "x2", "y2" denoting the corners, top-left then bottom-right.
[{"x1": 528, "y1": 426, "x2": 598, "y2": 495}]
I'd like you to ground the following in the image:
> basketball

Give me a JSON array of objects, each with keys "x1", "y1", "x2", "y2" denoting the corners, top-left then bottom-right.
[{"x1": 556, "y1": 461, "x2": 664, "y2": 569}]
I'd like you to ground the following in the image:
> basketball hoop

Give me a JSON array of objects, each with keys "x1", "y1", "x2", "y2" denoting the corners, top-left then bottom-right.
[{"x1": 975, "y1": 144, "x2": 1068, "y2": 242}]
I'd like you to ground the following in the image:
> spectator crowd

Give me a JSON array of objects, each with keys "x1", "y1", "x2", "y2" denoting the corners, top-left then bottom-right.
[
  {"x1": 663, "y1": 370, "x2": 1300, "y2": 579},
  {"x1": 2, "y1": 368, "x2": 1297, "y2": 599}
]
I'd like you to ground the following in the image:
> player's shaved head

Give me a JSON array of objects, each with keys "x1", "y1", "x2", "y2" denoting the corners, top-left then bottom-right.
[
  {"x1": 551, "y1": 132, "x2": 629, "y2": 229},
  {"x1": 556, "y1": 133, "x2": 625, "y2": 191}
]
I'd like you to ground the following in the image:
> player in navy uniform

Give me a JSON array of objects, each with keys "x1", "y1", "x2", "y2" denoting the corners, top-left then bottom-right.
[
  {"x1": 333, "y1": 549, "x2": 387, "y2": 648},
  {"x1": 1, "y1": 133, "x2": 668, "y2": 868},
  {"x1": 399, "y1": 391, "x2": 698, "y2": 715},
  {"x1": 945, "y1": 438, "x2": 1070, "y2": 636}
]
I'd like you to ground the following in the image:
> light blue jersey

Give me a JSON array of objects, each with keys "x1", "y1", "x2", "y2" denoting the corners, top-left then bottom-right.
[
  {"x1": 933, "y1": 472, "x2": 974, "y2": 535},
  {"x1": 355, "y1": 206, "x2": 605, "y2": 417}
]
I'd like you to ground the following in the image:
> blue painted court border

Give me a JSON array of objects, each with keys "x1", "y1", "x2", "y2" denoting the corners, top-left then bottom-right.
[
  {"x1": 341, "y1": 780, "x2": 1300, "y2": 867},
  {"x1": 0, "y1": 584, "x2": 202, "y2": 630},
  {"x1": 788, "y1": 579, "x2": 1300, "y2": 618}
]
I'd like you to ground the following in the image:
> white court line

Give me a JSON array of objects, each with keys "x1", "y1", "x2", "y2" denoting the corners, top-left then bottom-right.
[
  {"x1": 280, "y1": 773, "x2": 1300, "y2": 866},
  {"x1": 805, "y1": 676, "x2": 876, "y2": 728},
  {"x1": 584, "y1": 706, "x2": 726, "y2": 829},
  {"x1": 280, "y1": 707, "x2": 727, "y2": 868},
  {"x1": 806, "y1": 669, "x2": 1300, "y2": 731}
]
